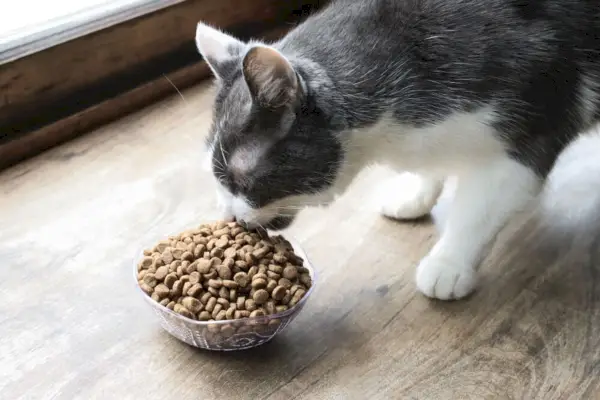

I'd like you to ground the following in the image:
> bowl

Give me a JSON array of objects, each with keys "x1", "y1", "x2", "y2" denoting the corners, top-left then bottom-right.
[{"x1": 133, "y1": 236, "x2": 316, "y2": 351}]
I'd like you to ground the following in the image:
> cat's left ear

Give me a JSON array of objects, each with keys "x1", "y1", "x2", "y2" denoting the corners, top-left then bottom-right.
[
  {"x1": 196, "y1": 22, "x2": 245, "y2": 80},
  {"x1": 242, "y1": 46, "x2": 300, "y2": 108}
]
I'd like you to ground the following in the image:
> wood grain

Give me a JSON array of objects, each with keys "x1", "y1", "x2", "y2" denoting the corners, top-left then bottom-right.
[{"x1": 1, "y1": 83, "x2": 600, "y2": 400}]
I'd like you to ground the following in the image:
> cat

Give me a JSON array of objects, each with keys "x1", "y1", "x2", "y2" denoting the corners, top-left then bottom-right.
[{"x1": 194, "y1": 0, "x2": 600, "y2": 300}]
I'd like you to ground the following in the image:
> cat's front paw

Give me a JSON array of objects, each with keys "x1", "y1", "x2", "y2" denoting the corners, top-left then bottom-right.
[
  {"x1": 378, "y1": 173, "x2": 443, "y2": 220},
  {"x1": 415, "y1": 254, "x2": 477, "y2": 300}
]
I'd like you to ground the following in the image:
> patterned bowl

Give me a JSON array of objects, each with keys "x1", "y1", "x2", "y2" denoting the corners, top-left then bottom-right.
[{"x1": 133, "y1": 237, "x2": 316, "y2": 351}]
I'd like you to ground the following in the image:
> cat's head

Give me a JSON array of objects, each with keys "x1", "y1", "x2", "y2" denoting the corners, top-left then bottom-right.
[{"x1": 196, "y1": 23, "x2": 347, "y2": 230}]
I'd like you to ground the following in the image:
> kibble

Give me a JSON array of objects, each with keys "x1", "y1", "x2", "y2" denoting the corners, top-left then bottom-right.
[{"x1": 137, "y1": 221, "x2": 311, "y2": 335}]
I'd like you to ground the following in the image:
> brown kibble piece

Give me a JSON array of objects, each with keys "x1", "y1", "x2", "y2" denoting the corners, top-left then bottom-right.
[
  {"x1": 140, "y1": 256, "x2": 154, "y2": 269},
  {"x1": 217, "y1": 265, "x2": 232, "y2": 280},
  {"x1": 143, "y1": 273, "x2": 158, "y2": 288},
  {"x1": 188, "y1": 271, "x2": 201, "y2": 285},
  {"x1": 268, "y1": 264, "x2": 283, "y2": 274},
  {"x1": 196, "y1": 258, "x2": 211, "y2": 274},
  {"x1": 281, "y1": 292, "x2": 292, "y2": 305},
  {"x1": 252, "y1": 247, "x2": 269, "y2": 260},
  {"x1": 221, "y1": 324, "x2": 235, "y2": 337},
  {"x1": 154, "y1": 266, "x2": 169, "y2": 281},
  {"x1": 182, "y1": 297, "x2": 203, "y2": 313},
  {"x1": 215, "y1": 310, "x2": 227, "y2": 320},
  {"x1": 182, "y1": 251, "x2": 194, "y2": 261},
  {"x1": 212, "y1": 303, "x2": 224, "y2": 316},
  {"x1": 161, "y1": 250, "x2": 174, "y2": 264},
  {"x1": 251, "y1": 278, "x2": 267, "y2": 290},
  {"x1": 172, "y1": 249, "x2": 184, "y2": 260},
  {"x1": 222, "y1": 280, "x2": 238, "y2": 289},
  {"x1": 187, "y1": 283, "x2": 203, "y2": 297},
  {"x1": 155, "y1": 241, "x2": 170, "y2": 253},
  {"x1": 208, "y1": 279, "x2": 222, "y2": 289},
  {"x1": 219, "y1": 286, "x2": 229, "y2": 299},
  {"x1": 211, "y1": 247, "x2": 224, "y2": 258},
  {"x1": 236, "y1": 296, "x2": 246, "y2": 310},
  {"x1": 300, "y1": 273, "x2": 312, "y2": 287},
  {"x1": 272, "y1": 286, "x2": 287, "y2": 301},
  {"x1": 276, "y1": 305, "x2": 288, "y2": 313},
  {"x1": 247, "y1": 266, "x2": 258, "y2": 279},
  {"x1": 212, "y1": 228, "x2": 229, "y2": 238},
  {"x1": 163, "y1": 273, "x2": 177, "y2": 289},
  {"x1": 266, "y1": 279, "x2": 278, "y2": 293},
  {"x1": 250, "y1": 309, "x2": 265, "y2": 318},
  {"x1": 225, "y1": 306, "x2": 236, "y2": 320},
  {"x1": 217, "y1": 298, "x2": 230, "y2": 307},
  {"x1": 252, "y1": 272, "x2": 268, "y2": 281},
  {"x1": 233, "y1": 272, "x2": 250, "y2": 288},
  {"x1": 278, "y1": 278, "x2": 292, "y2": 289},
  {"x1": 171, "y1": 280, "x2": 184, "y2": 297},
  {"x1": 215, "y1": 236, "x2": 229, "y2": 249},
  {"x1": 204, "y1": 270, "x2": 217, "y2": 280},
  {"x1": 200, "y1": 292, "x2": 212, "y2": 304},
  {"x1": 193, "y1": 244, "x2": 204, "y2": 258},
  {"x1": 167, "y1": 301, "x2": 176, "y2": 310},
  {"x1": 182, "y1": 282, "x2": 192, "y2": 296},
  {"x1": 252, "y1": 289, "x2": 269, "y2": 305},
  {"x1": 205, "y1": 297, "x2": 217, "y2": 312},
  {"x1": 154, "y1": 284, "x2": 170, "y2": 299},
  {"x1": 140, "y1": 282, "x2": 153, "y2": 295},
  {"x1": 273, "y1": 253, "x2": 287, "y2": 264},
  {"x1": 282, "y1": 265, "x2": 298, "y2": 280},
  {"x1": 265, "y1": 301, "x2": 276, "y2": 315},
  {"x1": 198, "y1": 311, "x2": 211, "y2": 321},
  {"x1": 290, "y1": 284, "x2": 302, "y2": 295},
  {"x1": 224, "y1": 247, "x2": 237, "y2": 259},
  {"x1": 245, "y1": 298, "x2": 257, "y2": 312},
  {"x1": 267, "y1": 271, "x2": 281, "y2": 281}
]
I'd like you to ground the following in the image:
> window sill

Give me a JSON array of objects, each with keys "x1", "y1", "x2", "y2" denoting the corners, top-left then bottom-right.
[
  {"x1": 0, "y1": 0, "x2": 327, "y2": 171},
  {"x1": 0, "y1": 0, "x2": 186, "y2": 65}
]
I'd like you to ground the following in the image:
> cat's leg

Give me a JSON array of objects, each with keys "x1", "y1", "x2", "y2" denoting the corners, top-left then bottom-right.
[
  {"x1": 415, "y1": 157, "x2": 541, "y2": 300},
  {"x1": 379, "y1": 173, "x2": 445, "y2": 220}
]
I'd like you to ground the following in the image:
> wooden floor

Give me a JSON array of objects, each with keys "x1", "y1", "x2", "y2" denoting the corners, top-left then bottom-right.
[{"x1": 2, "y1": 83, "x2": 600, "y2": 400}]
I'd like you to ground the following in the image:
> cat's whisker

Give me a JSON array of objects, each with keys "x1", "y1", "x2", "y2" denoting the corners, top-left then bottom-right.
[{"x1": 163, "y1": 74, "x2": 189, "y2": 107}]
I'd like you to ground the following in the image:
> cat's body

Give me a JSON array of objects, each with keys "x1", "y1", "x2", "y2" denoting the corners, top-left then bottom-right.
[{"x1": 195, "y1": 0, "x2": 600, "y2": 300}]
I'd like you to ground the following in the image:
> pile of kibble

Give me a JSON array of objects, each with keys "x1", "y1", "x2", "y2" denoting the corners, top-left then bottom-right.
[{"x1": 137, "y1": 221, "x2": 311, "y2": 322}]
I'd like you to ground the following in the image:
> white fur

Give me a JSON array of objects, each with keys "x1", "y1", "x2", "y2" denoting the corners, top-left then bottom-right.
[
  {"x1": 213, "y1": 106, "x2": 542, "y2": 300},
  {"x1": 379, "y1": 173, "x2": 444, "y2": 219},
  {"x1": 195, "y1": 23, "x2": 245, "y2": 78},
  {"x1": 229, "y1": 144, "x2": 264, "y2": 176},
  {"x1": 415, "y1": 158, "x2": 539, "y2": 299},
  {"x1": 335, "y1": 107, "x2": 540, "y2": 299},
  {"x1": 540, "y1": 124, "x2": 600, "y2": 230}
]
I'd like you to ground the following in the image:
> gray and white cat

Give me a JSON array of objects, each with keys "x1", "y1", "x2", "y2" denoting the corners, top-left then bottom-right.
[{"x1": 195, "y1": 0, "x2": 600, "y2": 300}]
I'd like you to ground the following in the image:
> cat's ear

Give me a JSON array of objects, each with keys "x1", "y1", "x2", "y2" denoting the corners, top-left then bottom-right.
[
  {"x1": 196, "y1": 22, "x2": 245, "y2": 80},
  {"x1": 242, "y1": 46, "x2": 300, "y2": 108}
]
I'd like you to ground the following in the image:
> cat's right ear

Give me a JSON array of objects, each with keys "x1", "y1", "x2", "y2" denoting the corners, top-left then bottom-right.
[{"x1": 196, "y1": 22, "x2": 245, "y2": 80}]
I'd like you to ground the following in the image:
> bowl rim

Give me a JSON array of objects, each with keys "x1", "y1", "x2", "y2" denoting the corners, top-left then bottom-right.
[{"x1": 133, "y1": 229, "x2": 317, "y2": 326}]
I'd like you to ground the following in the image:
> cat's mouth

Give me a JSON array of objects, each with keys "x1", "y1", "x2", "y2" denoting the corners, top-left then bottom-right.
[{"x1": 239, "y1": 215, "x2": 295, "y2": 231}]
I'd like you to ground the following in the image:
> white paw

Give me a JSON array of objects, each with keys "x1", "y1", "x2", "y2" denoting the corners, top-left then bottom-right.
[
  {"x1": 378, "y1": 173, "x2": 443, "y2": 220},
  {"x1": 415, "y1": 255, "x2": 477, "y2": 300}
]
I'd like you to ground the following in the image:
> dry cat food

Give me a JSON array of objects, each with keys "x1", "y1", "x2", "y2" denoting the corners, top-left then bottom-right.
[{"x1": 137, "y1": 221, "x2": 312, "y2": 329}]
